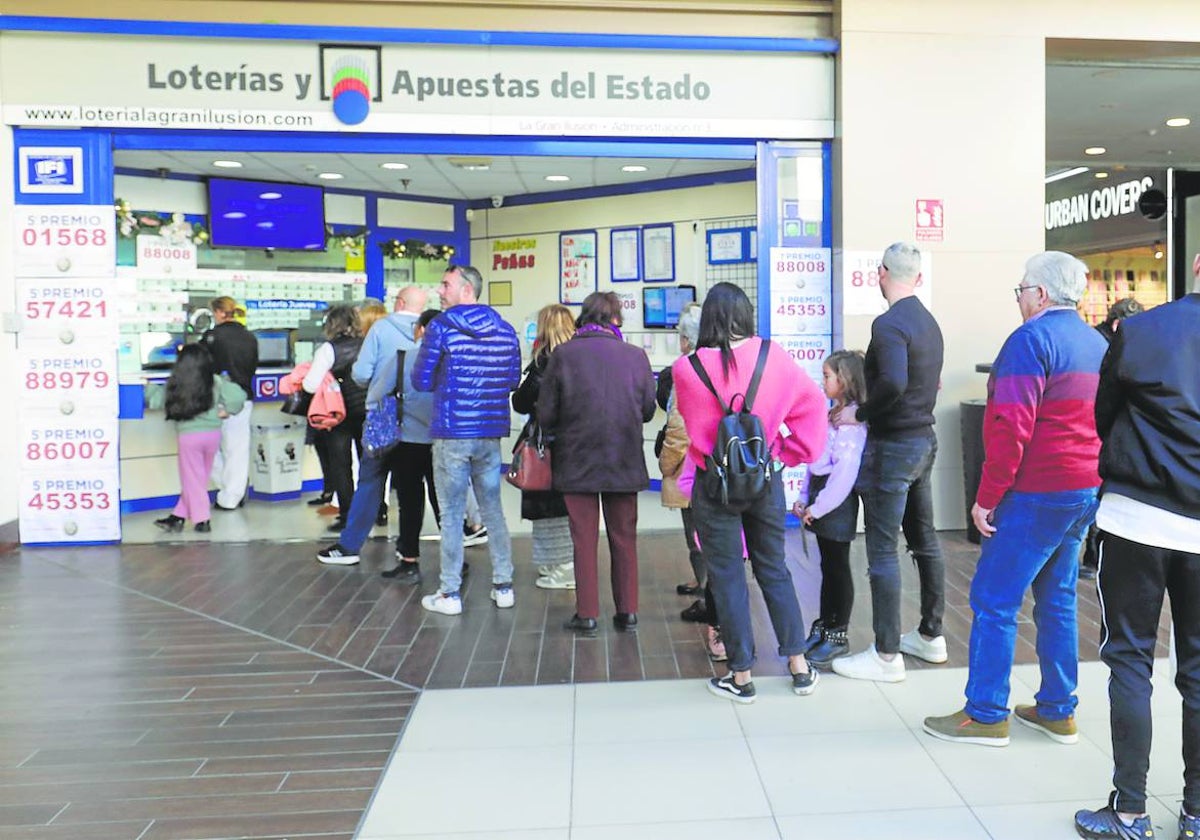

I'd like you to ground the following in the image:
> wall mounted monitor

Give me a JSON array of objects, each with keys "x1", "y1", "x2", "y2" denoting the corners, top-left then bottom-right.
[
  {"x1": 253, "y1": 330, "x2": 293, "y2": 367},
  {"x1": 208, "y1": 177, "x2": 326, "y2": 251},
  {"x1": 643, "y1": 284, "x2": 697, "y2": 329}
]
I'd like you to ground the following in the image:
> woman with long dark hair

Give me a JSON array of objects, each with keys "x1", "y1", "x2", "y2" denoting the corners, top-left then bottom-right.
[
  {"x1": 673, "y1": 282, "x2": 828, "y2": 702},
  {"x1": 147, "y1": 342, "x2": 247, "y2": 533},
  {"x1": 538, "y1": 292, "x2": 657, "y2": 635}
]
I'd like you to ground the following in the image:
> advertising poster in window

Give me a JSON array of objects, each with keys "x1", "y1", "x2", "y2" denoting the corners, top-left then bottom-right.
[{"x1": 560, "y1": 231, "x2": 597, "y2": 305}]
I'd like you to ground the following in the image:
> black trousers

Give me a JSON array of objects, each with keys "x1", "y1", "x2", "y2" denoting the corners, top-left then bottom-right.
[
  {"x1": 322, "y1": 414, "x2": 364, "y2": 516},
  {"x1": 816, "y1": 536, "x2": 854, "y2": 629},
  {"x1": 1098, "y1": 531, "x2": 1200, "y2": 814},
  {"x1": 389, "y1": 442, "x2": 438, "y2": 559}
]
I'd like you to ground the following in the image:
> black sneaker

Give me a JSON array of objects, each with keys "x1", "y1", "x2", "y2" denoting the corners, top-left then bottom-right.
[
  {"x1": 802, "y1": 619, "x2": 825, "y2": 653},
  {"x1": 316, "y1": 544, "x2": 360, "y2": 566},
  {"x1": 707, "y1": 673, "x2": 756, "y2": 704},
  {"x1": 463, "y1": 525, "x2": 488, "y2": 547},
  {"x1": 307, "y1": 493, "x2": 333, "y2": 507},
  {"x1": 807, "y1": 627, "x2": 849, "y2": 669},
  {"x1": 791, "y1": 667, "x2": 819, "y2": 696},
  {"x1": 381, "y1": 560, "x2": 421, "y2": 584},
  {"x1": 1074, "y1": 793, "x2": 1155, "y2": 839}
]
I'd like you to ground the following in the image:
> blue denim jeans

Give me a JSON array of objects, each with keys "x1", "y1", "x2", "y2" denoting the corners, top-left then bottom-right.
[
  {"x1": 856, "y1": 431, "x2": 944, "y2": 654},
  {"x1": 691, "y1": 473, "x2": 806, "y2": 673},
  {"x1": 339, "y1": 445, "x2": 395, "y2": 554},
  {"x1": 432, "y1": 438, "x2": 513, "y2": 595},
  {"x1": 963, "y1": 488, "x2": 1098, "y2": 725}
]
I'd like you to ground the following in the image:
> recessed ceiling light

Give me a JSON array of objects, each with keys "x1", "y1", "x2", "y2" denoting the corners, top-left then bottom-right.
[
  {"x1": 1095, "y1": 172, "x2": 1109, "y2": 179},
  {"x1": 380, "y1": 162, "x2": 410, "y2": 170},
  {"x1": 621, "y1": 165, "x2": 648, "y2": 173},
  {"x1": 545, "y1": 175, "x2": 570, "y2": 182},
  {"x1": 1084, "y1": 146, "x2": 1107, "y2": 155},
  {"x1": 212, "y1": 160, "x2": 243, "y2": 168},
  {"x1": 317, "y1": 172, "x2": 343, "y2": 180},
  {"x1": 1167, "y1": 117, "x2": 1192, "y2": 128}
]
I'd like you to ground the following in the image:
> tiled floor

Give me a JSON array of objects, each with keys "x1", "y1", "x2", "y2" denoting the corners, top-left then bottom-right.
[
  {"x1": 0, "y1": 506, "x2": 1174, "y2": 839},
  {"x1": 357, "y1": 661, "x2": 1186, "y2": 840}
]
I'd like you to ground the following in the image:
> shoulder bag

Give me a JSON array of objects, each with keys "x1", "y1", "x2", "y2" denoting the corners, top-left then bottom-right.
[{"x1": 362, "y1": 349, "x2": 405, "y2": 458}]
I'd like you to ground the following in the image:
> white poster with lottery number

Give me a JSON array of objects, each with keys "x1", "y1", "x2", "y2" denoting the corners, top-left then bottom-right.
[
  {"x1": 18, "y1": 468, "x2": 121, "y2": 543},
  {"x1": 842, "y1": 249, "x2": 933, "y2": 316},
  {"x1": 14, "y1": 205, "x2": 116, "y2": 278},
  {"x1": 18, "y1": 342, "x2": 119, "y2": 414},
  {"x1": 16, "y1": 278, "x2": 117, "y2": 339},
  {"x1": 768, "y1": 247, "x2": 832, "y2": 337},
  {"x1": 774, "y1": 333, "x2": 833, "y2": 386},
  {"x1": 20, "y1": 416, "x2": 120, "y2": 474}
]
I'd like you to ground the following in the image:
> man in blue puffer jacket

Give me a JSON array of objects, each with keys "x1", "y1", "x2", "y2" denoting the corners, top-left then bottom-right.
[{"x1": 413, "y1": 264, "x2": 521, "y2": 616}]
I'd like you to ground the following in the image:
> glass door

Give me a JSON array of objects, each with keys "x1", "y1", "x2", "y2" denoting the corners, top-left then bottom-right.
[{"x1": 1169, "y1": 168, "x2": 1200, "y2": 299}]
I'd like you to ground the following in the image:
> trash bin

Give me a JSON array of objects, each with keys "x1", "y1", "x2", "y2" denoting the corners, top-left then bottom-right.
[
  {"x1": 251, "y1": 418, "x2": 307, "y2": 495},
  {"x1": 960, "y1": 399, "x2": 987, "y2": 544}
]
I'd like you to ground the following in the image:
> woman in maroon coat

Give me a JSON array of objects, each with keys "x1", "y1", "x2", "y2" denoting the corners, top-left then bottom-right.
[{"x1": 538, "y1": 292, "x2": 657, "y2": 636}]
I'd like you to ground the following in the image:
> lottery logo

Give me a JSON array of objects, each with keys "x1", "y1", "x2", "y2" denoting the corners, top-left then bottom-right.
[{"x1": 320, "y1": 45, "x2": 382, "y2": 127}]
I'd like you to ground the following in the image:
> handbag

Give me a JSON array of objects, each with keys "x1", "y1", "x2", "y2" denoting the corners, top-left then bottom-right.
[
  {"x1": 362, "y1": 350, "x2": 405, "y2": 458},
  {"x1": 506, "y1": 422, "x2": 553, "y2": 491},
  {"x1": 280, "y1": 389, "x2": 312, "y2": 417}
]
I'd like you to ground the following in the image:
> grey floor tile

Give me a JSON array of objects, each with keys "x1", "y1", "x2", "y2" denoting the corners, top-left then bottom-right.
[
  {"x1": 777, "y1": 806, "x2": 989, "y2": 839},
  {"x1": 972, "y1": 796, "x2": 1177, "y2": 840},
  {"x1": 572, "y1": 737, "x2": 770, "y2": 826},
  {"x1": 734, "y1": 675, "x2": 906, "y2": 737},
  {"x1": 572, "y1": 818, "x2": 781, "y2": 840},
  {"x1": 573, "y1": 679, "x2": 741, "y2": 745},
  {"x1": 398, "y1": 685, "x2": 574, "y2": 752}
]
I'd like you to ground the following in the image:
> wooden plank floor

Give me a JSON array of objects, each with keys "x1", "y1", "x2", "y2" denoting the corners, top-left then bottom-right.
[{"x1": 0, "y1": 528, "x2": 1162, "y2": 838}]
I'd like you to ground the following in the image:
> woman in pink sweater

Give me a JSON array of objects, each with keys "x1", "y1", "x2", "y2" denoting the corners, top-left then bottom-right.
[{"x1": 673, "y1": 283, "x2": 828, "y2": 703}]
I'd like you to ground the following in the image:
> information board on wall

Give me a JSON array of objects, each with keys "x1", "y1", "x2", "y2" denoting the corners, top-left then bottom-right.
[
  {"x1": 16, "y1": 204, "x2": 121, "y2": 544},
  {"x1": 841, "y1": 250, "x2": 933, "y2": 316},
  {"x1": 560, "y1": 231, "x2": 596, "y2": 305}
]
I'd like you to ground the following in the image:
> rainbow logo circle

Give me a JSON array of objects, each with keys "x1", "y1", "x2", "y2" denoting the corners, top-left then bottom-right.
[{"x1": 331, "y1": 56, "x2": 371, "y2": 126}]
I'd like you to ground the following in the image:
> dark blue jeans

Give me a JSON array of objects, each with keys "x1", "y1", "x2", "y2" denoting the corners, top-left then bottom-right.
[
  {"x1": 856, "y1": 431, "x2": 944, "y2": 655},
  {"x1": 1099, "y1": 532, "x2": 1200, "y2": 815},
  {"x1": 964, "y1": 488, "x2": 1097, "y2": 724},
  {"x1": 692, "y1": 473, "x2": 806, "y2": 673}
]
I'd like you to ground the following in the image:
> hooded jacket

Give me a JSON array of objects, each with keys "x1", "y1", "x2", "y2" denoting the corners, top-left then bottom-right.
[{"x1": 412, "y1": 305, "x2": 521, "y2": 439}]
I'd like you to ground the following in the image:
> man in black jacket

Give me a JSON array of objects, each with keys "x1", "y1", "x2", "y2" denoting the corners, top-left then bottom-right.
[
  {"x1": 1074, "y1": 266, "x2": 1200, "y2": 840},
  {"x1": 203, "y1": 295, "x2": 258, "y2": 510},
  {"x1": 833, "y1": 241, "x2": 946, "y2": 684}
]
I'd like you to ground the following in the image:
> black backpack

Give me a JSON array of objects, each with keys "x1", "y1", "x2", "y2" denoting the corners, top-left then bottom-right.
[{"x1": 688, "y1": 340, "x2": 773, "y2": 510}]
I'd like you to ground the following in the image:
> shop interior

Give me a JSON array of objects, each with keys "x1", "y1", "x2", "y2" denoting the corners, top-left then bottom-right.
[
  {"x1": 112, "y1": 144, "x2": 773, "y2": 544},
  {"x1": 1046, "y1": 39, "x2": 1200, "y2": 315}
]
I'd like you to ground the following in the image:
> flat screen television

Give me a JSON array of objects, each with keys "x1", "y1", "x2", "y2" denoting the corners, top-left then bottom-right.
[
  {"x1": 643, "y1": 285, "x2": 697, "y2": 329},
  {"x1": 253, "y1": 330, "x2": 293, "y2": 366},
  {"x1": 208, "y1": 177, "x2": 326, "y2": 251}
]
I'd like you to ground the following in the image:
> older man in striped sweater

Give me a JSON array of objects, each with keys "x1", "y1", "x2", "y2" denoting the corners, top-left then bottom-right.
[{"x1": 924, "y1": 251, "x2": 1107, "y2": 747}]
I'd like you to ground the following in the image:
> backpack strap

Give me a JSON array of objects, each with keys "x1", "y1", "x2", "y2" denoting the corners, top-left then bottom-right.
[
  {"x1": 742, "y1": 339, "x2": 772, "y2": 413},
  {"x1": 687, "y1": 339, "x2": 772, "y2": 413}
]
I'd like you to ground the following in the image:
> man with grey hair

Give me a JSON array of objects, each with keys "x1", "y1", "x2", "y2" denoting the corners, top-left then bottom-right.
[
  {"x1": 413, "y1": 265, "x2": 521, "y2": 616},
  {"x1": 924, "y1": 251, "x2": 1106, "y2": 747},
  {"x1": 833, "y1": 241, "x2": 947, "y2": 683},
  {"x1": 1074, "y1": 256, "x2": 1200, "y2": 839}
]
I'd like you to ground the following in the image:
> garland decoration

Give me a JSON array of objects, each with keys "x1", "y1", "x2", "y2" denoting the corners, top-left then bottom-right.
[
  {"x1": 115, "y1": 199, "x2": 209, "y2": 245},
  {"x1": 379, "y1": 238, "x2": 456, "y2": 261}
]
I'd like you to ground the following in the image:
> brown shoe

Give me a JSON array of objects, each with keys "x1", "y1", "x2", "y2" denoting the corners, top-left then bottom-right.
[
  {"x1": 1014, "y1": 704, "x2": 1078, "y2": 744},
  {"x1": 922, "y1": 709, "x2": 1009, "y2": 747}
]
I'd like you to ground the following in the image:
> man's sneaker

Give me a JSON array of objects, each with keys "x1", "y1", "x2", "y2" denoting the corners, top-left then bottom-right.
[
  {"x1": 316, "y1": 544, "x2": 360, "y2": 565},
  {"x1": 923, "y1": 709, "x2": 1010, "y2": 747},
  {"x1": 490, "y1": 585, "x2": 515, "y2": 609},
  {"x1": 535, "y1": 563, "x2": 576, "y2": 590},
  {"x1": 421, "y1": 591, "x2": 463, "y2": 615},
  {"x1": 707, "y1": 673, "x2": 756, "y2": 704},
  {"x1": 463, "y1": 525, "x2": 489, "y2": 547},
  {"x1": 381, "y1": 557, "x2": 421, "y2": 585},
  {"x1": 832, "y1": 645, "x2": 906, "y2": 683},
  {"x1": 1178, "y1": 808, "x2": 1200, "y2": 840},
  {"x1": 1014, "y1": 704, "x2": 1078, "y2": 744},
  {"x1": 791, "y1": 667, "x2": 819, "y2": 696},
  {"x1": 899, "y1": 629, "x2": 948, "y2": 664},
  {"x1": 1074, "y1": 793, "x2": 1155, "y2": 839}
]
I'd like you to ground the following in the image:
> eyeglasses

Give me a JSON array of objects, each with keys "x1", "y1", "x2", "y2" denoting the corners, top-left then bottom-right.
[{"x1": 1013, "y1": 285, "x2": 1039, "y2": 301}]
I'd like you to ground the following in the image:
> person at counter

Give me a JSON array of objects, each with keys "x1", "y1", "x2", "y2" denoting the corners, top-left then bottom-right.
[
  {"x1": 202, "y1": 296, "x2": 258, "y2": 511},
  {"x1": 146, "y1": 343, "x2": 246, "y2": 534}
]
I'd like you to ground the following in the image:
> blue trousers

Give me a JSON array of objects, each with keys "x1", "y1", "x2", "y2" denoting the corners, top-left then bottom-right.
[{"x1": 964, "y1": 488, "x2": 1098, "y2": 724}]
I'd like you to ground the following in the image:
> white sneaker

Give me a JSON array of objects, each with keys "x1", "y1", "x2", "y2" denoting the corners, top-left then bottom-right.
[
  {"x1": 316, "y1": 544, "x2": 360, "y2": 565},
  {"x1": 463, "y1": 525, "x2": 489, "y2": 547},
  {"x1": 490, "y1": 586, "x2": 515, "y2": 609},
  {"x1": 421, "y1": 591, "x2": 463, "y2": 615},
  {"x1": 899, "y1": 629, "x2": 948, "y2": 664},
  {"x1": 831, "y1": 645, "x2": 906, "y2": 683},
  {"x1": 535, "y1": 563, "x2": 576, "y2": 590}
]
